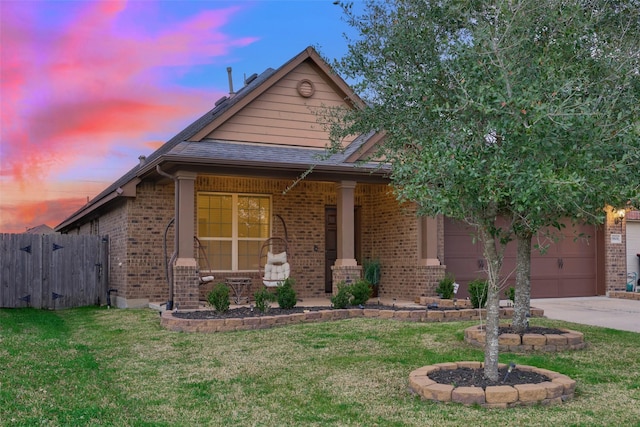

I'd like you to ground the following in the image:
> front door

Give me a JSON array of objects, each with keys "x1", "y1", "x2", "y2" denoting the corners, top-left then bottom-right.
[
  {"x1": 325, "y1": 206, "x2": 360, "y2": 293},
  {"x1": 325, "y1": 208, "x2": 337, "y2": 293}
]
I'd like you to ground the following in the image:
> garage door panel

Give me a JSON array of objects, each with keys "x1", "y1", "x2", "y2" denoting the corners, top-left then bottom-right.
[
  {"x1": 559, "y1": 237, "x2": 595, "y2": 257},
  {"x1": 445, "y1": 217, "x2": 597, "y2": 299},
  {"x1": 558, "y1": 278, "x2": 595, "y2": 297},
  {"x1": 531, "y1": 256, "x2": 558, "y2": 272},
  {"x1": 561, "y1": 258, "x2": 596, "y2": 276},
  {"x1": 531, "y1": 279, "x2": 560, "y2": 298}
]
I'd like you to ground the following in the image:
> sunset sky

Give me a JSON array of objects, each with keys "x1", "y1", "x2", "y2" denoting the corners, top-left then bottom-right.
[{"x1": 0, "y1": 0, "x2": 357, "y2": 233}]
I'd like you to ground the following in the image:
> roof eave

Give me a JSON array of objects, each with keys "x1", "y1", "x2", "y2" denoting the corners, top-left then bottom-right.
[{"x1": 54, "y1": 178, "x2": 140, "y2": 232}]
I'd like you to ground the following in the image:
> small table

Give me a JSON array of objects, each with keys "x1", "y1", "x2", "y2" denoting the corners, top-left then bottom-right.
[{"x1": 225, "y1": 277, "x2": 252, "y2": 304}]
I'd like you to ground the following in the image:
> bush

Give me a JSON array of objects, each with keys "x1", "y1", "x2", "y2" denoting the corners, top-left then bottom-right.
[
  {"x1": 435, "y1": 273, "x2": 456, "y2": 299},
  {"x1": 254, "y1": 287, "x2": 276, "y2": 313},
  {"x1": 504, "y1": 286, "x2": 515, "y2": 303},
  {"x1": 207, "y1": 283, "x2": 230, "y2": 313},
  {"x1": 363, "y1": 258, "x2": 381, "y2": 287},
  {"x1": 331, "y1": 282, "x2": 351, "y2": 309},
  {"x1": 276, "y1": 278, "x2": 297, "y2": 309},
  {"x1": 349, "y1": 279, "x2": 372, "y2": 306},
  {"x1": 468, "y1": 279, "x2": 489, "y2": 308}
]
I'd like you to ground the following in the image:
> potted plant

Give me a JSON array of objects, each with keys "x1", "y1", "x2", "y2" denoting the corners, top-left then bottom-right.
[{"x1": 363, "y1": 258, "x2": 381, "y2": 298}]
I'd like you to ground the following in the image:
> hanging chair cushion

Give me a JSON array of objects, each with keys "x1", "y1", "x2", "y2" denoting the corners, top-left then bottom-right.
[
  {"x1": 264, "y1": 262, "x2": 290, "y2": 281},
  {"x1": 267, "y1": 251, "x2": 287, "y2": 264}
]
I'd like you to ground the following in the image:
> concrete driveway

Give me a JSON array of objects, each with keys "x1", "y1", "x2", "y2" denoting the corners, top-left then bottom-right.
[{"x1": 531, "y1": 296, "x2": 640, "y2": 333}]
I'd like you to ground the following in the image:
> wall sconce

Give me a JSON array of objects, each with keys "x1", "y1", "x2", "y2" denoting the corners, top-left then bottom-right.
[{"x1": 614, "y1": 209, "x2": 626, "y2": 224}]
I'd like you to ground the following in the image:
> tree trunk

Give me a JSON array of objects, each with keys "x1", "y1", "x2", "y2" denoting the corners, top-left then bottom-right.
[
  {"x1": 512, "y1": 232, "x2": 532, "y2": 334},
  {"x1": 480, "y1": 226, "x2": 503, "y2": 382}
]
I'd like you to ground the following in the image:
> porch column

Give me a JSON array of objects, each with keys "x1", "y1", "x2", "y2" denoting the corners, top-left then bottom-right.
[
  {"x1": 416, "y1": 215, "x2": 446, "y2": 300},
  {"x1": 335, "y1": 180, "x2": 357, "y2": 267},
  {"x1": 419, "y1": 216, "x2": 440, "y2": 266},
  {"x1": 331, "y1": 181, "x2": 361, "y2": 293},
  {"x1": 173, "y1": 171, "x2": 199, "y2": 309},
  {"x1": 175, "y1": 171, "x2": 198, "y2": 263}
]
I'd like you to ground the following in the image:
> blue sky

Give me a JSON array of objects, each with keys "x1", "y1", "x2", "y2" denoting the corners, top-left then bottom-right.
[{"x1": 0, "y1": 0, "x2": 361, "y2": 232}]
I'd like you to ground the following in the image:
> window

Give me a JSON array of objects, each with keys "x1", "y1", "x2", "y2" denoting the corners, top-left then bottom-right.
[{"x1": 197, "y1": 193, "x2": 271, "y2": 271}]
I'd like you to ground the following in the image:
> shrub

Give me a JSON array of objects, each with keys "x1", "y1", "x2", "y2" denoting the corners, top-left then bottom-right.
[
  {"x1": 363, "y1": 258, "x2": 381, "y2": 287},
  {"x1": 504, "y1": 286, "x2": 515, "y2": 303},
  {"x1": 435, "y1": 273, "x2": 456, "y2": 299},
  {"x1": 207, "y1": 283, "x2": 230, "y2": 313},
  {"x1": 276, "y1": 278, "x2": 297, "y2": 309},
  {"x1": 254, "y1": 287, "x2": 276, "y2": 313},
  {"x1": 349, "y1": 279, "x2": 372, "y2": 306},
  {"x1": 469, "y1": 279, "x2": 489, "y2": 309},
  {"x1": 331, "y1": 282, "x2": 351, "y2": 309}
]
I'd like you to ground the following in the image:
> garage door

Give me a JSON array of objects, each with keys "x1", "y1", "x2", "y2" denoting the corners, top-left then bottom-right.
[
  {"x1": 444, "y1": 218, "x2": 601, "y2": 299},
  {"x1": 627, "y1": 220, "x2": 640, "y2": 280}
]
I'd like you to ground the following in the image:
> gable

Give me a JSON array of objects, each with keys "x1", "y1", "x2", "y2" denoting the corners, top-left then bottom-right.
[{"x1": 202, "y1": 60, "x2": 357, "y2": 148}]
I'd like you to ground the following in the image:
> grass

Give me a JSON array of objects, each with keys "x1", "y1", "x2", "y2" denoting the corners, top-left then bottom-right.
[{"x1": 1, "y1": 307, "x2": 640, "y2": 426}]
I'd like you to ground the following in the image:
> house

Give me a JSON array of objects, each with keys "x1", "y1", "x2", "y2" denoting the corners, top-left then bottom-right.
[
  {"x1": 24, "y1": 224, "x2": 56, "y2": 235},
  {"x1": 55, "y1": 47, "x2": 631, "y2": 309}
]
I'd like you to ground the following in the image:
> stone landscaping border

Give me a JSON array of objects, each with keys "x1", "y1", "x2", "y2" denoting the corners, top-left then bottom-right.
[
  {"x1": 160, "y1": 306, "x2": 544, "y2": 333},
  {"x1": 409, "y1": 361, "x2": 576, "y2": 408},
  {"x1": 609, "y1": 291, "x2": 640, "y2": 301},
  {"x1": 464, "y1": 324, "x2": 586, "y2": 352}
]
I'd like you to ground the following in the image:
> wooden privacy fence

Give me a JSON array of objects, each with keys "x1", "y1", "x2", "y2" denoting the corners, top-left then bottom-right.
[{"x1": 0, "y1": 234, "x2": 109, "y2": 309}]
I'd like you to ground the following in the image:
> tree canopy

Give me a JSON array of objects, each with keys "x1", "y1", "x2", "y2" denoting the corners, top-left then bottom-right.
[{"x1": 330, "y1": 0, "x2": 640, "y2": 380}]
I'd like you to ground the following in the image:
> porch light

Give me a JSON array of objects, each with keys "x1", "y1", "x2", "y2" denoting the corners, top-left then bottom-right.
[{"x1": 615, "y1": 209, "x2": 626, "y2": 224}]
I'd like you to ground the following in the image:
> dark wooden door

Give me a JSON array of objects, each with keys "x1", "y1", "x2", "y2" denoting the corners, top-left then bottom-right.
[{"x1": 325, "y1": 208, "x2": 337, "y2": 293}]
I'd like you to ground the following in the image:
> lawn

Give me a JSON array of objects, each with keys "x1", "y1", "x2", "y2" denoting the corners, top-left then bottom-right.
[{"x1": 1, "y1": 307, "x2": 639, "y2": 426}]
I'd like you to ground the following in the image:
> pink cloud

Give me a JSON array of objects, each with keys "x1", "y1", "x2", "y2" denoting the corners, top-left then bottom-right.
[
  {"x1": 0, "y1": 0, "x2": 258, "y2": 232},
  {"x1": 1, "y1": 197, "x2": 88, "y2": 234}
]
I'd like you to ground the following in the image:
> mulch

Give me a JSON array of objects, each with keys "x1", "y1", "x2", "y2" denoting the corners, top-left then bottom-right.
[
  {"x1": 172, "y1": 304, "x2": 426, "y2": 319},
  {"x1": 428, "y1": 366, "x2": 550, "y2": 389}
]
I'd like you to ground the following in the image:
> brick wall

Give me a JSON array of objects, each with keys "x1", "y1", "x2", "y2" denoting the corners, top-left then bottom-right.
[
  {"x1": 83, "y1": 175, "x2": 448, "y2": 306},
  {"x1": 124, "y1": 181, "x2": 175, "y2": 305},
  {"x1": 173, "y1": 264, "x2": 199, "y2": 309},
  {"x1": 604, "y1": 209, "x2": 627, "y2": 292},
  {"x1": 98, "y1": 201, "x2": 129, "y2": 305},
  {"x1": 359, "y1": 186, "x2": 443, "y2": 300}
]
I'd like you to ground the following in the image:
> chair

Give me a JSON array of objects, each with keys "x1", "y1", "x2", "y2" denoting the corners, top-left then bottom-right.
[{"x1": 259, "y1": 237, "x2": 290, "y2": 287}]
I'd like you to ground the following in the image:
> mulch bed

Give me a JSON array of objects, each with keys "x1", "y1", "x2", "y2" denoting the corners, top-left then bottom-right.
[
  {"x1": 173, "y1": 304, "x2": 426, "y2": 320},
  {"x1": 428, "y1": 366, "x2": 550, "y2": 389},
  {"x1": 499, "y1": 325, "x2": 564, "y2": 335}
]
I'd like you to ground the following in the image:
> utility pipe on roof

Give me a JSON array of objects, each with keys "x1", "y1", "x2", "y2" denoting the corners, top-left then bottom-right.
[
  {"x1": 156, "y1": 165, "x2": 177, "y2": 310},
  {"x1": 227, "y1": 67, "x2": 234, "y2": 95}
]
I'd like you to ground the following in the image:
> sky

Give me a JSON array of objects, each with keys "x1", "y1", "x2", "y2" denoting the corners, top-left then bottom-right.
[{"x1": 0, "y1": 0, "x2": 360, "y2": 233}]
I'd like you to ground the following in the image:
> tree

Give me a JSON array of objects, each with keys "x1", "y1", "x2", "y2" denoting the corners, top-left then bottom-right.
[{"x1": 329, "y1": 0, "x2": 640, "y2": 380}]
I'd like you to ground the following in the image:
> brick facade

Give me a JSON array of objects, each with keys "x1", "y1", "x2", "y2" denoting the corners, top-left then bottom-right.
[
  {"x1": 173, "y1": 263, "x2": 199, "y2": 310},
  {"x1": 78, "y1": 174, "x2": 449, "y2": 307},
  {"x1": 604, "y1": 209, "x2": 627, "y2": 292},
  {"x1": 73, "y1": 173, "x2": 631, "y2": 307}
]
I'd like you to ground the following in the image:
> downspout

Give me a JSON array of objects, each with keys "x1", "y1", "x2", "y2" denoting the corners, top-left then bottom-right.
[{"x1": 157, "y1": 165, "x2": 178, "y2": 310}]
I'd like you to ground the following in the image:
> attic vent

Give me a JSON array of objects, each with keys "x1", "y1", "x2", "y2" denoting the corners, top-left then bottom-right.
[
  {"x1": 297, "y1": 79, "x2": 315, "y2": 98},
  {"x1": 215, "y1": 96, "x2": 228, "y2": 106},
  {"x1": 245, "y1": 73, "x2": 258, "y2": 85}
]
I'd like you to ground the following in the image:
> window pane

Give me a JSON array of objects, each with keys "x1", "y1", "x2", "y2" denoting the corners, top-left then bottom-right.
[
  {"x1": 198, "y1": 193, "x2": 270, "y2": 271},
  {"x1": 238, "y1": 240, "x2": 261, "y2": 270},
  {"x1": 202, "y1": 240, "x2": 232, "y2": 270},
  {"x1": 198, "y1": 194, "x2": 232, "y2": 238},
  {"x1": 238, "y1": 196, "x2": 270, "y2": 239}
]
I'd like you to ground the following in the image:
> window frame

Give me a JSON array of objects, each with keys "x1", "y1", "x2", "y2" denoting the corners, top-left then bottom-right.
[{"x1": 197, "y1": 192, "x2": 272, "y2": 273}]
